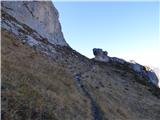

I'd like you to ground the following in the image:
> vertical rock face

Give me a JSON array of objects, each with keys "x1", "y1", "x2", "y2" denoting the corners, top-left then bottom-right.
[{"x1": 2, "y1": 1, "x2": 68, "y2": 46}]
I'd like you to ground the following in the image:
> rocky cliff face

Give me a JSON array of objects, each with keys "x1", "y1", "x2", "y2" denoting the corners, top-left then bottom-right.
[
  {"x1": 2, "y1": 1, "x2": 68, "y2": 46},
  {"x1": 1, "y1": 1, "x2": 160, "y2": 120}
]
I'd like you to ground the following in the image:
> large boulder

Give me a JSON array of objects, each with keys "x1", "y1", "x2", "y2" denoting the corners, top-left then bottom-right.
[{"x1": 93, "y1": 48, "x2": 109, "y2": 62}]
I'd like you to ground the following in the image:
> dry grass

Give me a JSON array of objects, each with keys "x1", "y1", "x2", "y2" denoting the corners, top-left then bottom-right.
[
  {"x1": 81, "y1": 63, "x2": 160, "y2": 120},
  {"x1": 2, "y1": 29, "x2": 160, "y2": 120},
  {"x1": 1, "y1": 29, "x2": 92, "y2": 120}
]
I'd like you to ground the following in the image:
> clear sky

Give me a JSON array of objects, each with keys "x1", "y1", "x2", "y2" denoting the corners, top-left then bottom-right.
[{"x1": 54, "y1": 1, "x2": 160, "y2": 68}]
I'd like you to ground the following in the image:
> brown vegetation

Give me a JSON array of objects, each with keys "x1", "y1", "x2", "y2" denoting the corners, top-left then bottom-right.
[
  {"x1": 1, "y1": 29, "x2": 92, "y2": 120},
  {"x1": 1, "y1": 29, "x2": 160, "y2": 120}
]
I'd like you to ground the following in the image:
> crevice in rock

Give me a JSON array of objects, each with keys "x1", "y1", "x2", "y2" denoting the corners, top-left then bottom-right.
[
  {"x1": 1, "y1": 3, "x2": 13, "y2": 11},
  {"x1": 23, "y1": 2, "x2": 34, "y2": 17}
]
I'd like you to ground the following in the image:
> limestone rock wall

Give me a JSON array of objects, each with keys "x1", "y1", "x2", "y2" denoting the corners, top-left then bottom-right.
[{"x1": 2, "y1": 1, "x2": 68, "y2": 46}]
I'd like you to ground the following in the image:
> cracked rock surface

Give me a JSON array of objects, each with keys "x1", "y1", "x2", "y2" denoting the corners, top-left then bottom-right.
[{"x1": 2, "y1": 1, "x2": 68, "y2": 46}]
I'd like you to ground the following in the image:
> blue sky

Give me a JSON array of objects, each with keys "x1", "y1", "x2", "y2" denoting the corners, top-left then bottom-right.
[{"x1": 54, "y1": 1, "x2": 160, "y2": 68}]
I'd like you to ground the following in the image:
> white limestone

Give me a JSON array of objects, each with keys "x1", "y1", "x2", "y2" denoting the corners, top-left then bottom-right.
[{"x1": 2, "y1": 1, "x2": 68, "y2": 46}]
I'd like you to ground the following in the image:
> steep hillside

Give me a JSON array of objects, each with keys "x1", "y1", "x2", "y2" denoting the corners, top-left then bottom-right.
[
  {"x1": 1, "y1": 29, "x2": 92, "y2": 120},
  {"x1": 1, "y1": 1, "x2": 160, "y2": 120}
]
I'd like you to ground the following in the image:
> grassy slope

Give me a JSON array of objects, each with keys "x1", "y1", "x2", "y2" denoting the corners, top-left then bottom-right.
[
  {"x1": 1, "y1": 29, "x2": 92, "y2": 120},
  {"x1": 82, "y1": 62, "x2": 160, "y2": 120},
  {"x1": 2, "y1": 29, "x2": 160, "y2": 120}
]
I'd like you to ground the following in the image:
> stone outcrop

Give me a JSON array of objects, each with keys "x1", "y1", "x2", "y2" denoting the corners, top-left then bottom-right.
[
  {"x1": 93, "y1": 48, "x2": 109, "y2": 62},
  {"x1": 93, "y1": 48, "x2": 159, "y2": 87},
  {"x1": 93, "y1": 48, "x2": 126, "y2": 64},
  {"x1": 129, "y1": 61, "x2": 159, "y2": 87},
  {"x1": 110, "y1": 57, "x2": 126, "y2": 64},
  {"x1": 1, "y1": 1, "x2": 68, "y2": 46}
]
